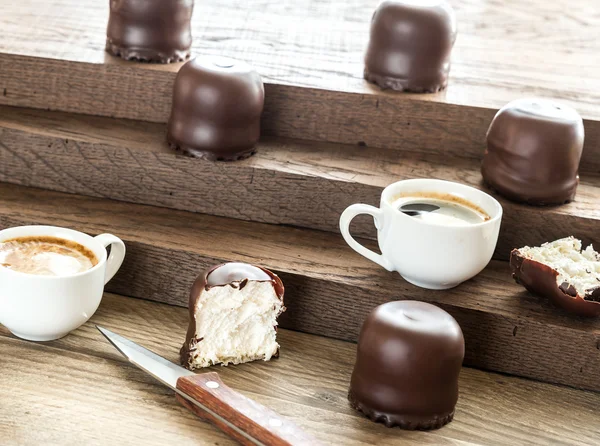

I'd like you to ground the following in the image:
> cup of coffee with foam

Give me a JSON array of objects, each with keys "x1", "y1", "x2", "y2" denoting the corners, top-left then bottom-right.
[
  {"x1": 340, "y1": 179, "x2": 502, "y2": 289},
  {"x1": 0, "y1": 225, "x2": 126, "y2": 341}
]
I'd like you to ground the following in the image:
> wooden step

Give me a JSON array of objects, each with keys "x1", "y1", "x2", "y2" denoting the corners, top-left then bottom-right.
[
  {"x1": 1, "y1": 0, "x2": 600, "y2": 167},
  {"x1": 0, "y1": 182, "x2": 598, "y2": 391},
  {"x1": 1, "y1": 106, "x2": 598, "y2": 261},
  {"x1": 2, "y1": 292, "x2": 598, "y2": 445}
]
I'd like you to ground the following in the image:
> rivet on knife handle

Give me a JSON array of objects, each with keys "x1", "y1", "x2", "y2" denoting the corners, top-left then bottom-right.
[{"x1": 176, "y1": 372, "x2": 319, "y2": 446}]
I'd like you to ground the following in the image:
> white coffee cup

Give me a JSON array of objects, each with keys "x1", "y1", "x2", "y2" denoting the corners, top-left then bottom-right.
[
  {"x1": 0, "y1": 225, "x2": 126, "y2": 341},
  {"x1": 339, "y1": 179, "x2": 502, "y2": 289}
]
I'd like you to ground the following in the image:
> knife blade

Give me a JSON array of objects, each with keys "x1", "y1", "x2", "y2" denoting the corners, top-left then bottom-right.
[{"x1": 96, "y1": 326, "x2": 319, "y2": 446}]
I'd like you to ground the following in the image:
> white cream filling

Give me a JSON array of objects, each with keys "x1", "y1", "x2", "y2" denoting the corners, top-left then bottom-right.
[
  {"x1": 189, "y1": 280, "x2": 283, "y2": 368},
  {"x1": 517, "y1": 237, "x2": 600, "y2": 295}
]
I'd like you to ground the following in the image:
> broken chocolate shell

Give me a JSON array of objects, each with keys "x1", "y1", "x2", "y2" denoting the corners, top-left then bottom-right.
[
  {"x1": 510, "y1": 250, "x2": 600, "y2": 317},
  {"x1": 180, "y1": 262, "x2": 285, "y2": 369}
]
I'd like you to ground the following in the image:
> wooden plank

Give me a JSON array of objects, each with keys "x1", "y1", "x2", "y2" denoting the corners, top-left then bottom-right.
[
  {"x1": 1, "y1": 292, "x2": 599, "y2": 445},
  {"x1": 1, "y1": 0, "x2": 599, "y2": 118},
  {"x1": 2, "y1": 55, "x2": 599, "y2": 174},
  {"x1": 0, "y1": 182, "x2": 598, "y2": 392},
  {"x1": 1, "y1": 0, "x2": 600, "y2": 165},
  {"x1": 0, "y1": 105, "x2": 598, "y2": 261}
]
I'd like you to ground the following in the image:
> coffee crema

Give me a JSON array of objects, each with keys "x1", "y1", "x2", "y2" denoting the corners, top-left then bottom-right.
[
  {"x1": 0, "y1": 236, "x2": 98, "y2": 276},
  {"x1": 392, "y1": 192, "x2": 491, "y2": 226}
]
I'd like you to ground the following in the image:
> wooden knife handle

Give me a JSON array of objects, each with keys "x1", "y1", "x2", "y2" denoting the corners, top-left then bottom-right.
[{"x1": 175, "y1": 372, "x2": 320, "y2": 446}]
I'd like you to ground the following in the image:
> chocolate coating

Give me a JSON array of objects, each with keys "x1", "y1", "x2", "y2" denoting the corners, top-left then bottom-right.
[
  {"x1": 206, "y1": 262, "x2": 271, "y2": 286},
  {"x1": 180, "y1": 262, "x2": 284, "y2": 366},
  {"x1": 364, "y1": 0, "x2": 457, "y2": 93},
  {"x1": 482, "y1": 98, "x2": 584, "y2": 205},
  {"x1": 167, "y1": 56, "x2": 265, "y2": 161},
  {"x1": 106, "y1": 0, "x2": 193, "y2": 64},
  {"x1": 349, "y1": 301, "x2": 464, "y2": 430},
  {"x1": 510, "y1": 250, "x2": 600, "y2": 317}
]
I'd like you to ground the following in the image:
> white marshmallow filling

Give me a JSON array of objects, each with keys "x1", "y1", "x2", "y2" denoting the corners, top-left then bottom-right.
[
  {"x1": 186, "y1": 279, "x2": 284, "y2": 368},
  {"x1": 516, "y1": 237, "x2": 600, "y2": 298}
]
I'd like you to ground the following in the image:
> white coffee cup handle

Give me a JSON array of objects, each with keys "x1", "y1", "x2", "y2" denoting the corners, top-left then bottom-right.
[
  {"x1": 94, "y1": 234, "x2": 126, "y2": 285},
  {"x1": 339, "y1": 204, "x2": 394, "y2": 272}
]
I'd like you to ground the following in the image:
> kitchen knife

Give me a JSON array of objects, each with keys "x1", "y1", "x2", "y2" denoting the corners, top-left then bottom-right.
[{"x1": 97, "y1": 326, "x2": 319, "y2": 446}]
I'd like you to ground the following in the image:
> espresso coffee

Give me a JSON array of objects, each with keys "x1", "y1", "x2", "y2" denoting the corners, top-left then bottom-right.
[
  {"x1": 0, "y1": 236, "x2": 98, "y2": 276},
  {"x1": 392, "y1": 192, "x2": 490, "y2": 226}
]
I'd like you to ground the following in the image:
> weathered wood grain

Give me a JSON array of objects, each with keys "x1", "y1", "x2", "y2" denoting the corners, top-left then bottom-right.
[
  {"x1": 1, "y1": 0, "x2": 599, "y2": 117},
  {"x1": 0, "y1": 106, "x2": 598, "y2": 261},
  {"x1": 0, "y1": 183, "x2": 598, "y2": 391},
  {"x1": 2, "y1": 293, "x2": 600, "y2": 445},
  {"x1": 1, "y1": 0, "x2": 599, "y2": 164}
]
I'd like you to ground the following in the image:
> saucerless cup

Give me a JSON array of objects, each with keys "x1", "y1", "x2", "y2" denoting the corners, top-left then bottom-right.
[
  {"x1": 0, "y1": 225, "x2": 126, "y2": 341},
  {"x1": 339, "y1": 179, "x2": 502, "y2": 290}
]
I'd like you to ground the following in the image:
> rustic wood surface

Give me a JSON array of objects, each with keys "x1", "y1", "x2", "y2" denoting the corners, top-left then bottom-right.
[
  {"x1": 1, "y1": 0, "x2": 599, "y2": 161},
  {"x1": 1, "y1": 0, "x2": 599, "y2": 117},
  {"x1": 0, "y1": 106, "x2": 598, "y2": 261},
  {"x1": 0, "y1": 182, "x2": 598, "y2": 391},
  {"x1": 1, "y1": 292, "x2": 599, "y2": 445}
]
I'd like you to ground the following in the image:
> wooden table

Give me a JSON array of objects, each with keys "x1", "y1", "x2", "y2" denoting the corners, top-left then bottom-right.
[
  {"x1": 1, "y1": 1, "x2": 600, "y2": 444},
  {"x1": 1, "y1": 293, "x2": 599, "y2": 445}
]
